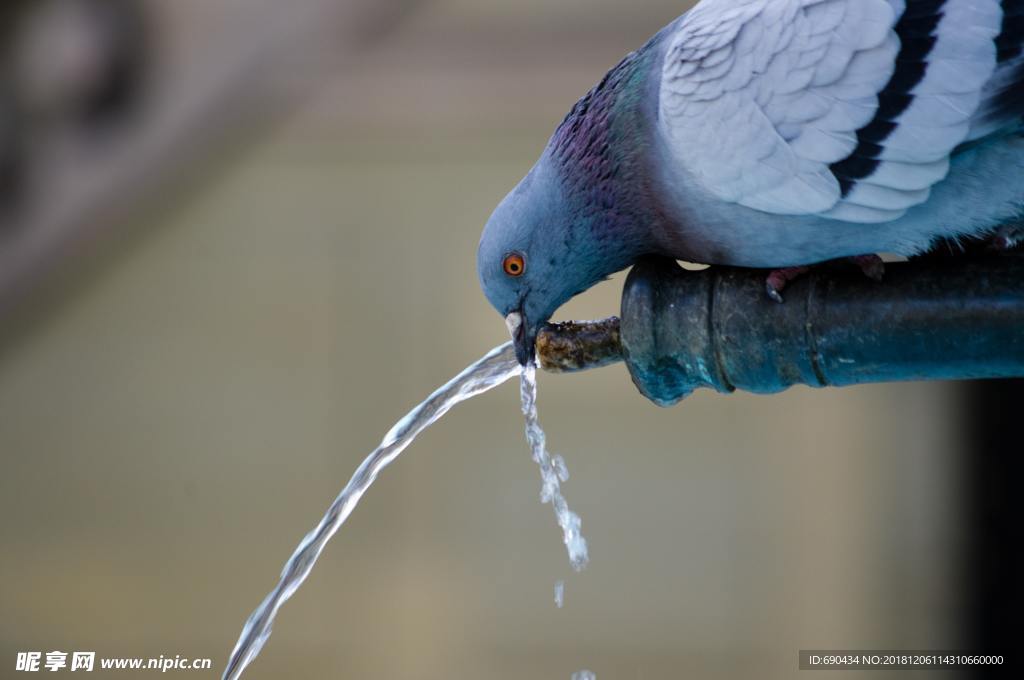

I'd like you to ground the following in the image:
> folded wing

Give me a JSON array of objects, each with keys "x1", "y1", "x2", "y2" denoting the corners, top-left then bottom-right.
[{"x1": 658, "y1": 0, "x2": 1008, "y2": 223}]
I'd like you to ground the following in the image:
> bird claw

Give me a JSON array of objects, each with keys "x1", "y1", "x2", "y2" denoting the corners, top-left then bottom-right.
[
  {"x1": 763, "y1": 255, "x2": 884, "y2": 303},
  {"x1": 987, "y1": 223, "x2": 1023, "y2": 251},
  {"x1": 849, "y1": 254, "x2": 885, "y2": 282},
  {"x1": 764, "y1": 266, "x2": 810, "y2": 303}
]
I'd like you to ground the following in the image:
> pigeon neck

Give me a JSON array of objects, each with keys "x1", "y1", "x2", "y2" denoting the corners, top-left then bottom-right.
[{"x1": 546, "y1": 41, "x2": 662, "y2": 266}]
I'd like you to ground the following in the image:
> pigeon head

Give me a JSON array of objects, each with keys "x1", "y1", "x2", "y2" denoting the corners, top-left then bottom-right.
[
  {"x1": 478, "y1": 47, "x2": 657, "y2": 365},
  {"x1": 477, "y1": 159, "x2": 605, "y2": 365}
]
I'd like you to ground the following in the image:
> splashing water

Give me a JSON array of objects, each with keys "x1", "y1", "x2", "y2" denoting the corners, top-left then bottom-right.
[
  {"x1": 223, "y1": 342, "x2": 519, "y2": 680},
  {"x1": 520, "y1": 363, "x2": 589, "y2": 571},
  {"x1": 572, "y1": 670, "x2": 596, "y2": 680},
  {"x1": 222, "y1": 343, "x2": 591, "y2": 679},
  {"x1": 554, "y1": 579, "x2": 565, "y2": 608}
]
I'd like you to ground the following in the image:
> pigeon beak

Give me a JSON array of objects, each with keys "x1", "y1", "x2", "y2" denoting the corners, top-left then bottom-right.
[{"x1": 505, "y1": 310, "x2": 535, "y2": 366}]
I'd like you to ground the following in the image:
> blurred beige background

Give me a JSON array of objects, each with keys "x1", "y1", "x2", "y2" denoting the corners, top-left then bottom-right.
[{"x1": 0, "y1": 1, "x2": 967, "y2": 678}]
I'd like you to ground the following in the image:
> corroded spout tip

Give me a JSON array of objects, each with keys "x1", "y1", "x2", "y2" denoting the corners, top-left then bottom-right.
[{"x1": 536, "y1": 317, "x2": 623, "y2": 373}]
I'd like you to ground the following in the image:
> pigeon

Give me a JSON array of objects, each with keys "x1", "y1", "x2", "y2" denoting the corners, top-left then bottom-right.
[{"x1": 477, "y1": 0, "x2": 1024, "y2": 365}]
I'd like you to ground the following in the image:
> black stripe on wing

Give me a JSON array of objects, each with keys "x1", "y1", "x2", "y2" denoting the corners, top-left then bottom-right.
[
  {"x1": 829, "y1": 0, "x2": 947, "y2": 197},
  {"x1": 997, "y1": 0, "x2": 1024, "y2": 63},
  {"x1": 991, "y1": 1, "x2": 1024, "y2": 129}
]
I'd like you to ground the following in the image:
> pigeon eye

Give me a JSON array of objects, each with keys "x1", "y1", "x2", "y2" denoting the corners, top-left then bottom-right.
[{"x1": 502, "y1": 252, "x2": 525, "y2": 277}]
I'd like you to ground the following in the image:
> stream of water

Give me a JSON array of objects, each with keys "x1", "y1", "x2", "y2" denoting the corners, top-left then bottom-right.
[
  {"x1": 222, "y1": 341, "x2": 590, "y2": 679},
  {"x1": 520, "y1": 363, "x2": 589, "y2": 571}
]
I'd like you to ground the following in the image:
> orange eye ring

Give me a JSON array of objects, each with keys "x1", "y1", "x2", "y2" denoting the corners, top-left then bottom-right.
[{"x1": 502, "y1": 252, "x2": 526, "y2": 277}]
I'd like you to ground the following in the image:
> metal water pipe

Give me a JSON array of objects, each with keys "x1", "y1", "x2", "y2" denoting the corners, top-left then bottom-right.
[{"x1": 536, "y1": 253, "x2": 1024, "y2": 406}]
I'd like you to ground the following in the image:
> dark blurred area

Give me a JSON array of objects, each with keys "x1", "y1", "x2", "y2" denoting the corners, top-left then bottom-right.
[
  {"x1": 0, "y1": 0, "x2": 146, "y2": 217},
  {"x1": 963, "y1": 379, "x2": 1023, "y2": 675},
  {"x1": 0, "y1": 1, "x2": 1018, "y2": 678}
]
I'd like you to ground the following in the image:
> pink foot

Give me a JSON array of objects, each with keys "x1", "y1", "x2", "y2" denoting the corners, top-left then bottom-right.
[
  {"x1": 764, "y1": 255, "x2": 885, "y2": 303},
  {"x1": 848, "y1": 254, "x2": 885, "y2": 282},
  {"x1": 765, "y1": 266, "x2": 810, "y2": 303},
  {"x1": 987, "y1": 223, "x2": 1023, "y2": 251}
]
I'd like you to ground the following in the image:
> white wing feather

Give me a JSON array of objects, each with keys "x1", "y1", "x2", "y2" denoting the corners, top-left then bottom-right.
[{"x1": 658, "y1": 0, "x2": 1004, "y2": 223}]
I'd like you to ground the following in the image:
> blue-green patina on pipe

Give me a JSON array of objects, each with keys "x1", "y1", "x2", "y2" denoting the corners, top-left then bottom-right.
[{"x1": 537, "y1": 254, "x2": 1024, "y2": 406}]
